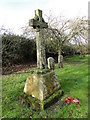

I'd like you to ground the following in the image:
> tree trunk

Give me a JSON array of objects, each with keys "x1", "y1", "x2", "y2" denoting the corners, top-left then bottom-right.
[{"x1": 58, "y1": 48, "x2": 61, "y2": 68}]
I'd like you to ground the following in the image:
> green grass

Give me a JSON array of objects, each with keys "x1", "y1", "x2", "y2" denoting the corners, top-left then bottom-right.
[{"x1": 2, "y1": 55, "x2": 88, "y2": 119}]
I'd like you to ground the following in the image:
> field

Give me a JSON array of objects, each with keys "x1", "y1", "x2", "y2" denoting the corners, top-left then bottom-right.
[{"x1": 2, "y1": 55, "x2": 88, "y2": 119}]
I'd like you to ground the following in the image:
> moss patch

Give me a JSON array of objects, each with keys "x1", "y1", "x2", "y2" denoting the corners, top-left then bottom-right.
[
  {"x1": 21, "y1": 89, "x2": 63, "y2": 110},
  {"x1": 44, "y1": 89, "x2": 64, "y2": 109},
  {"x1": 24, "y1": 70, "x2": 61, "y2": 101},
  {"x1": 35, "y1": 69, "x2": 50, "y2": 74}
]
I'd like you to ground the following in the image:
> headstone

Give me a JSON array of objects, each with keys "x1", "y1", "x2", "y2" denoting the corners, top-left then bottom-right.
[
  {"x1": 24, "y1": 9, "x2": 63, "y2": 110},
  {"x1": 47, "y1": 57, "x2": 55, "y2": 70},
  {"x1": 58, "y1": 55, "x2": 63, "y2": 68}
]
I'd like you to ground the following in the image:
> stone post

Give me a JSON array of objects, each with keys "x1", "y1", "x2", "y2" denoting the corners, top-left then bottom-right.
[{"x1": 36, "y1": 30, "x2": 46, "y2": 69}]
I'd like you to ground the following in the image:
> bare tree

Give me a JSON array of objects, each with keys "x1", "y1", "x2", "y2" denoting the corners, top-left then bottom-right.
[
  {"x1": 21, "y1": 23, "x2": 36, "y2": 39},
  {"x1": 45, "y1": 14, "x2": 87, "y2": 68}
]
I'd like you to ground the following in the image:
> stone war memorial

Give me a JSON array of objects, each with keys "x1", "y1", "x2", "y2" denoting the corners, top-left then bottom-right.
[{"x1": 24, "y1": 9, "x2": 63, "y2": 110}]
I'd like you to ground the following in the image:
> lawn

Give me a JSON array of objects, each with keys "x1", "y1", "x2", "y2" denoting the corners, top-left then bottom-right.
[{"x1": 2, "y1": 55, "x2": 88, "y2": 119}]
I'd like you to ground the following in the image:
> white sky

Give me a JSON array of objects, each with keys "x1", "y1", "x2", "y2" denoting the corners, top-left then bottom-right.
[{"x1": 0, "y1": 0, "x2": 89, "y2": 35}]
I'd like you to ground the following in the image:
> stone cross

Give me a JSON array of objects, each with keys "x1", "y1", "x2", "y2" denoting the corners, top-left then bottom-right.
[{"x1": 29, "y1": 9, "x2": 48, "y2": 69}]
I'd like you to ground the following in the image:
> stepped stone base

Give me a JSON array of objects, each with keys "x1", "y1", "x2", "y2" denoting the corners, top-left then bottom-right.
[{"x1": 24, "y1": 69, "x2": 63, "y2": 110}]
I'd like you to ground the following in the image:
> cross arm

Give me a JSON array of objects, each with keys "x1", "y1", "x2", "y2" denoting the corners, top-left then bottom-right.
[{"x1": 29, "y1": 19, "x2": 48, "y2": 29}]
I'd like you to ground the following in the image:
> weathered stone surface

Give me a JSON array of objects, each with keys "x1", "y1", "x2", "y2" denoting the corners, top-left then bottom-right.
[
  {"x1": 24, "y1": 70, "x2": 61, "y2": 101},
  {"x1": 29, "y1": 9, "x2": 48, "y2": 29},
  {"x1": 58, "y1": 55, "x2": 63, "y2": 68},
  {"x1": 47, "y1": 57, "x2": 55, "y2": 70},
  {"x1": 29, "y1": 9, "x2": 48, "y2": 69},
  {"x1": 36, "y1": 30, "x2": 46, "y2": 69},
  {"x1": 23, "y1": 88, "x2": 63, "y2": 110},
  {"x1": 24, "y1": 9, "x2": 63, "y2": 110}
]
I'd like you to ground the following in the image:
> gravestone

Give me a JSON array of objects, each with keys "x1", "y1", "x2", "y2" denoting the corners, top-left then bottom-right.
[
  {"x1": 47, "y1": 57, "x2": 55, "y2": 70},
  {"x1": 58, "y1": 55, "x2": 63, "y2": 68},
  {"x1": 24, "y1": 9, "x2": 63, "y2": 110}
]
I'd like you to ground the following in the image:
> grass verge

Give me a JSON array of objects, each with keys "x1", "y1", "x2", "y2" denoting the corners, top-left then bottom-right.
[{"x1": 2, "y1": 55, "x2": 88, "y2": 118}]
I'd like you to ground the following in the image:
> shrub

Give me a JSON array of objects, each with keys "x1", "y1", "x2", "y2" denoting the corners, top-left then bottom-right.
[{"x1": 2, "y1": 33, "x2": 36, "y2": 67}]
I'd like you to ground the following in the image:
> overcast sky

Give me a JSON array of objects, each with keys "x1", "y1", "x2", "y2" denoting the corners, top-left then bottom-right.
[{"x1": 0, "y1": 0, "x2": 89, "y2": 34}]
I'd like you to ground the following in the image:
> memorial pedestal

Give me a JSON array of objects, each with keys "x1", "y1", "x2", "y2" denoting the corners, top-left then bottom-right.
[{"x1": 24, "y1": 69, "x2": 63, "y2": 110}]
